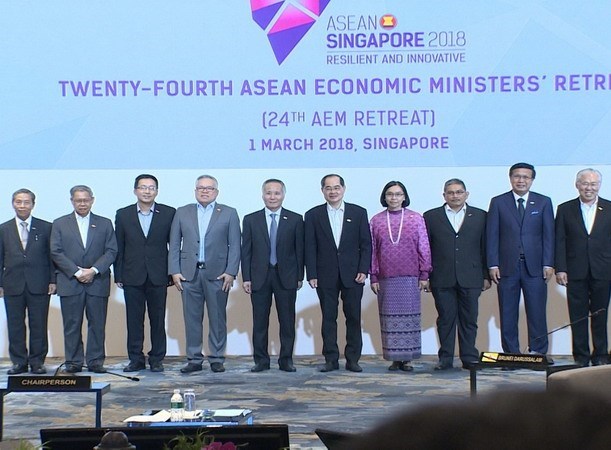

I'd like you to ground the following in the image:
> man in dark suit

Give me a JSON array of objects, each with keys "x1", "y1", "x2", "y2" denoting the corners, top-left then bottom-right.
[
  {"x1": 305, "y1": 174, "x2": 372, "y2": 372},
  {"x1": 555, "y1": 168, "x2": 610, "y2": 367},
  {"x1": 0, "y1": 189, "x2": 56, "y2": 374},
  {"x1": 241, "y1": 179, "x2": 304, "y2": 373},
  {"x1": 169, "y1": 175, "x2": 241, "y2": 374},
  {"x1": 486, "y1": 163, "x2": 555, "y2": 356},
  {"x1": 424, "y1": 179, "x2": 490, "y2": 370},
  {"x1": 115, "y1": 174, "x2": 176, "y2": 373},
  {"x1": 51, "y1": 185, "x2": 118, "y2": 374}
]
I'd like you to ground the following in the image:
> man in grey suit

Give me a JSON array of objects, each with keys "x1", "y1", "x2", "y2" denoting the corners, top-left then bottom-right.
[
  {"x1": 169, "y1": 175, "x2": 241, "y2": 374},
  {"x1": 51, "y1": 185, "x2": 118, "y2": 374},
  {"x1": 0, "y1": 189, "x2": 56, "y2": 374},
  {"x1": 424, "y1": 179, "x2": 490, "y2": 370}
]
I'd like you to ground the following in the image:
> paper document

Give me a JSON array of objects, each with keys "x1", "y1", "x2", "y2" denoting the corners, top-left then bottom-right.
[{"x1": 123, "y1": 409, "x2": 171, "y2": 423}]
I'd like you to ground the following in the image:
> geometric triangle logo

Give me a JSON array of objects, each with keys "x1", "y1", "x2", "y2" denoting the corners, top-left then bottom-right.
[{"x1": 250, "y1": 0, "x2": 332, "y2": 64}]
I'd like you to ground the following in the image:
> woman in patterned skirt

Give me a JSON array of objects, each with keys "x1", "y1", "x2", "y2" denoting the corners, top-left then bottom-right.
[{"x1": 370, "y1": 181, "x2": 432, "y2": 371}]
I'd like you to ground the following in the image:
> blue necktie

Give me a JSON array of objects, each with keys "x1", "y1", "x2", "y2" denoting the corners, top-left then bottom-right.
[{"x1": 269, "y1": 213, "x2": 278, "y2": 265}]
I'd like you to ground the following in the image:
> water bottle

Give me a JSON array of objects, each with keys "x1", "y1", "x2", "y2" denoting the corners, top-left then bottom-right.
[
  {"x1": 170, "y1": 389, "x2": 184, "y2": 422},
  {"x1": 183, "y1": 389, "x2": 196, "y2": 420}
]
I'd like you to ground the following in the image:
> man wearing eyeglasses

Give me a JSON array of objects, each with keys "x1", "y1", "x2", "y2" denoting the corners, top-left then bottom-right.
[
  {"x1": 169, "y1": 175, "x2": 241, "y2": 374},
  {"x1": 555, "y1": 168, "x2": 610, "y2": 367},
  {"x1": 305, "y1": 174, "x2": 372, "y2": 372},
  {"x1": 115, "y1": 174, "x2": 176, "y2": 373},
  {"x1": 486, "y1": 163, "x2": 554, "y2": 359},
  {"x1": 51, "y1": 185, "x2": 118, "y2": 374},
  {"x1": 424, "y1": 179, "x2": 490, "y2": 371}
]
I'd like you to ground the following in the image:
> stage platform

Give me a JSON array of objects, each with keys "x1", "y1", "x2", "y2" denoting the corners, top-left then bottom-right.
[{"x1": 0, "y1": 355, "x2": 566, "y2": 449}]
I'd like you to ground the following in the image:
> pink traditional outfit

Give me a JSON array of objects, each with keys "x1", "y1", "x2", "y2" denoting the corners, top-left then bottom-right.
[{"x1": 370, "y1": 208, "x2": 432, "y2": 362}]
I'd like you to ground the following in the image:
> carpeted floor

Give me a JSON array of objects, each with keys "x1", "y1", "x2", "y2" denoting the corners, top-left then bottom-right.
[{"x1": 0, "y1": 355, "x2": 564, "y2": 449}]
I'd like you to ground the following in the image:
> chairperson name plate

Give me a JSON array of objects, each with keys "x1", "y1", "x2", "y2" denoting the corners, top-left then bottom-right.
[{"x1": 7, "y1": 375, "x2": 92, "y2": 391}]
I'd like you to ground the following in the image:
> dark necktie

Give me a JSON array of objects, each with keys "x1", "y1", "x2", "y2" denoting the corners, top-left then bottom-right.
[
  {"x1": 269, "y1": 213, "x2": 278, "y2": 265},
  {"x1": 517, "y1": 198, "x2": 525, "y2": 222}
]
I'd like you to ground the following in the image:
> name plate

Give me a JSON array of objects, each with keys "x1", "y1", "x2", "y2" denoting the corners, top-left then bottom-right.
[
  {"x1": 480, "y1": 352, "x2": 548, "y2": 368},
  {"x1": 7, "y1": 376, "x2": 92, "y2": 391}
]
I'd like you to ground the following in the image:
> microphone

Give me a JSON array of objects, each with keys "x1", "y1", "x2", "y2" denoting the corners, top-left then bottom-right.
[
  {"x1": 53, "y1": 362, "x2": 66, "y2": 377},
  {"x1": 101, "y1": 369, "x2": 140, "y2": 382},
  {"x1": 526, "y1": 308, "x2": 607, "y2": 352}
]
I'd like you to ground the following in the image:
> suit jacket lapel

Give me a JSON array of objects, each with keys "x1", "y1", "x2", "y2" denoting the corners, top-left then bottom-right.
[
  {"x1": 132, "y1": 204, "x2": 148, "y2": 240},
  {"x1": 589, "y1": 199, "x2": 606, "y2": 236},
  {"x1": 257, "y1": 210, "x2": 270, "y2": 248},
  {"x1": 68, "y1": 214, "x2": 85, "y2": 249},
  {"x1": 505, "y1": 192, "x2": 522, "y2": 225},
  {"x1": 85, "y1": 214, "x2": 97, "y2": 251},
  {"x1": 205, "y1": 204, "x2": 222, "y2": 237},
  {"x1": 320, "y1": 205, "x2": 337, "y2": 249},
  {"x1": 439, "y1": 206, "x2": 457, "y2": 233}
]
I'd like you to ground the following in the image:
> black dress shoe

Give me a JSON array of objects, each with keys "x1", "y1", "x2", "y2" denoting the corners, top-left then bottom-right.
[
  {"x1": 345, "y1": 361, "x2": 363, "y2": 372},
  {"x1": 88, "y1": 365, "x2": 107, "y2": 373},
  {"x1": 279, "y1": 363, "x2": 296, "y2": 372},
  {"x1": 400, "y1": 362, "x2": 414, "y2": 372},
  {"x1": 250, "y1": 363, "x2": 270, "y2": 373},
  {"x1": 210, "y1": 362, "x2": 225, "y2": 373},
  {"x1": 150, "y1": 362, "x2": 164, "y2": 373},
  {"x1": 30, "y1": 365, "x2": 47, "y2": 374},
  {"x1": 123, "y1": 362, "x2": 146, "y2": 373},
  {"x1": 591, "y1": 359, "x2": 604, "y2": 366},
  {"x1": 388, "y1": 361, "x2": 402, "y2": 371},
  {"x1": 434, "y1": 363, "x2": 453, "y2": 371},
  {"x1": 180, "y1": 363, "x2": 203, "y2": 374},
  {"x1": 64, "y1": 364, "x2": 83, "y2": 374},
  {"x1": 7, "y1": 364, "x2": 28, "y2": 375},
  {"x1": 319, "y1": 361, "x2": 339, "y2": 372}
]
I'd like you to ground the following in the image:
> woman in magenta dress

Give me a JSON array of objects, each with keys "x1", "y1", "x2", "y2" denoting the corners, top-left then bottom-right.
[{"x1": 370, "y1": 181, "x2": 432, "y2": 371}]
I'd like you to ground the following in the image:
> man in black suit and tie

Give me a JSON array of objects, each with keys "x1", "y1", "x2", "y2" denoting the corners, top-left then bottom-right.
[
  {"x1": 0, "y1": 189, "x2": 56, "y2": 374},
  {"x1": 305, "y1": 174, "x2": 372, "y2": 373},
  {"x1": 51, "y1": 185, "x2": 118, "y2": 374},
  {"x1": 486, "y1": 163, "x2": 555, "y2": 356},
  {"x1": 169, "y1": 175, "x2": 241, "y2": 374},
  {"x1": 423, "y1": 179, "x2": 490, "y2": 370},
  {"x1": 115, "y1": 174, "x2": 176, "y2": 373},
  {"x1": 241, "y1": 179, "x2": 304, "y2": 373},
  {"x1": 555, "y1": 168, "x2": 611, "y2": 367}
]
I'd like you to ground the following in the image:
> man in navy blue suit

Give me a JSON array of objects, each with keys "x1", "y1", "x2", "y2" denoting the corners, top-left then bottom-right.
[{"x1": 486, "y1": 163, "x2": 555, "y2": 356}]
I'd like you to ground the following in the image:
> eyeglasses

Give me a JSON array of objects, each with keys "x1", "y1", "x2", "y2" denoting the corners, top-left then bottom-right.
[
  {"x1": 578, "y1": 182, "x2": 600, "y2": 188},
  {"x1": 385, "y1": 192, "x2": 405, "y2": 198},
  {"x1": 511, "y1": 175, "x2": 532, "y2": 181},
  {"x1": 445, "y1": 190, "x2": 466, "y2": 196},
  {"x1": 196, "y1": 186, "x2": 217, "y2": 192},
  {"x1": 136, "y1": 186, "x2": 157, "y2": 192},
  {"x1": 72, "y1": 199, "x2": 93, "y2": 204}
]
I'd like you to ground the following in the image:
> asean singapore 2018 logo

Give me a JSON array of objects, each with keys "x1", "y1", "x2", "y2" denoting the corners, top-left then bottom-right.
[{"x1": 250, "y1": 0, "x2": 331, "y2": 64}]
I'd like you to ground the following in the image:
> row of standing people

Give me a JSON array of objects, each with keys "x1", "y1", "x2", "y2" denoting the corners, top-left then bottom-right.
[{"x1": 0, "y1": 164, "x2": 608, "y2": 375}]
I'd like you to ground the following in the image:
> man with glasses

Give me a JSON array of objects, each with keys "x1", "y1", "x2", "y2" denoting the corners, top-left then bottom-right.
[
  {"x1": 424, "y1": 179, "x2": 490, "y2": 370},
  {"x1": 486, "y1": 163, "x2": 554, "y2": 359},
  {"x1": 555, "y1": 169, "x2": 610, "y2": 366},
  {"x1": 169, "y1": 175, "x2": 240, "y2": 374},
  {"x1": 115, "y1": 174, "x2": 175, "y2": 373},
  {"x1": 305, "y1": 174, "x2": 372, "y2": 372},
  {"x1": 51, "y1": 185, "x2": 117, "y2": 374}
]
